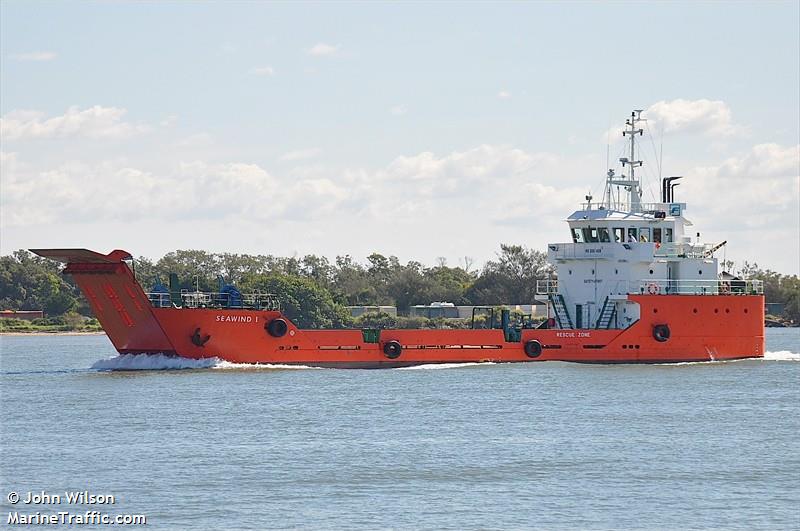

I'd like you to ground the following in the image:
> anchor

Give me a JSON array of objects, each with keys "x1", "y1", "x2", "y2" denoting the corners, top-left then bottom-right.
[{"x1": 190, "y1": 327, "x2": 211, "y2": 347}]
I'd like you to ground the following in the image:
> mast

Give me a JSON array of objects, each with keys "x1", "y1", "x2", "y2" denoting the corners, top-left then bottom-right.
[{"x1": 602, "y1": 109, "x2": 645, "y2": 212}]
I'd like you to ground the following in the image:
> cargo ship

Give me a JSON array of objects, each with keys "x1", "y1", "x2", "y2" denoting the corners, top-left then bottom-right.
[{"x1": 32, "y1": 110, "x2": 765, "y2": 367}]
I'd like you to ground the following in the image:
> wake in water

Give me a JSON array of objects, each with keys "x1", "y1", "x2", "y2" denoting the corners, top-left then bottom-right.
[
  {"x1": 656, "y1": 350, "x2": 800, "y2": 366},
  {"x1": 91, "y1": 351, "x2": 798, "y2": 371},
  {"x1": 91, "y1": 354, "x2": 219, "y2": 371},
  {"x1": 395, "y1": 362, "x2": 495, "y2": 370},
  {"x1": 91, "y1": 354, "x2": 320, "y2": 371},
  {"x1": 764, "y1": 350, "x2": 800, "y2": 361}
]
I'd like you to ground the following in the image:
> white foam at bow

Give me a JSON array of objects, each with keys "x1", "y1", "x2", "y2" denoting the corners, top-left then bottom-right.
[
  {"x1": 395, "y1": 362, "x2": 495, "y2": 370},
  {"x1": 763, "y1": 350, "x2": 800, "y2": 361},
  {"x1": 91, "y1": 353, "x2": 321, "y2": 371},
  {"x1": 212, "y1": 360, "x2": 321, "y2": 370},
  {"x1": 92, "y1": 353, "x2": 219, "y2": 371}
]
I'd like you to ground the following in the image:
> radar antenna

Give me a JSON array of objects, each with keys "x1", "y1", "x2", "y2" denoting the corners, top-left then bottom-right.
[{"x1": 602, "y1": 109, "x2": 646, "y2": 212}]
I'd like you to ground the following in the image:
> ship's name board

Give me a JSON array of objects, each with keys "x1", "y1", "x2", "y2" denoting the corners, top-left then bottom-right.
[
  {"x1": 215, "y1": 315, "x2": 258, "y2": 323},
  {"x1": 584, "y1": 247, "x2": 603, "y2": 255},
  {"x1": 555, "y1": 331, "x2": 591, "y2": 338}
]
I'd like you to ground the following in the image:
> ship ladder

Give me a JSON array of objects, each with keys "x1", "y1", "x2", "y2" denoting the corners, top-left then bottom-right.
[
  {"x1": 594, "y1": 296, "x2": 616, "y2": 329},
  {"x1": 549, "y1": 293, "x2": 573, "y2": 329}
]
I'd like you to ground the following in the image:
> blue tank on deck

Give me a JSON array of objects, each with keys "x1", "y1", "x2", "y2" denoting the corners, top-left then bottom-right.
[{"x1": 217, "y1": 276, "x2": 243, "y2": 308}]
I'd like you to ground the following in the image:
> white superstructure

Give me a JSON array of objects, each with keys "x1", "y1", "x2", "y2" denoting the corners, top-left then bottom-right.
[{"x1": 540, "y1": 110, "x2": 737, "y2": 330}]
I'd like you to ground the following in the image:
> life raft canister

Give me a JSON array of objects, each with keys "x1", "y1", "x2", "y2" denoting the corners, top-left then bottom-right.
[
  {"x1": 524, "y1": 339, "x2": 543, "y2": 358},
  {"x1": 383, "y1": 340, "x2": 402, "y2": 359},
  {"x1": 653, "y1": 324, "x2": 671, "y2": 342},
  {"x1": 266, "y1": 318, "x2": 288, "y2": 338}
]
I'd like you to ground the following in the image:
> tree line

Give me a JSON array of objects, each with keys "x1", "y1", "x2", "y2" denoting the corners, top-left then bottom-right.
[
  {"x1": 1, "y1": 247, "x2": 798, "y2": 327},
  {"x1": 0, "y1": 245, "x2": 553, "y2": 328}
]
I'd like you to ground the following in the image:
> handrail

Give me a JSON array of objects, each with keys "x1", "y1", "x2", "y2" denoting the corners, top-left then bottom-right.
[
  {"x1": 145, "y1": 291, "x2": 281, "y2": 310},
  {"x1": 548, "y1": 241, "x2": 718, "y2": 259},
  {"x1": 633, "y1": 279, "x2": 763, "y2": 296},
  {"x1": 536, "y1": 279, "x2": 558, "y2": 295},
  {"x1": 535, "y1": 278, "x2": 762, "y2": 297},
  {"x1": 578, "y1": 201, "x2": 681, "y2": 213}
]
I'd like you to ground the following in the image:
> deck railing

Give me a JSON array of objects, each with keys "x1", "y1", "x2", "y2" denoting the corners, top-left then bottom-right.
[
  {"x1": 633, "y1": 279, "x2": 763, "y2": 296},
  {"x1": 535, "y1": 278, "x2": 762, "y2": 296},
  {"x1": 145, "y1": 291, "x2": 281, "y2": 310},
  {"x1": 578, "y1": 201, "x2": 681, "y2": 214},
  {"x1": 548, "y1": 241, "x2": 717, "y2": 260}
]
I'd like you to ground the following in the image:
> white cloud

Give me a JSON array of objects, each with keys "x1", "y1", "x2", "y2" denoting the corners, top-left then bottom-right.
[
  {"x1": 647, "y1": 99, "x2": 743, "y2": 136},
  {"x1": 389, "y1": 104, "x2": 408, "y2": 116},
  {"x1": 497, "y1": 90, "x2": 512, "y2": 100},
  {"x1": 709, "y1": 143, "x2": 798, "y2": 180},
  {"x1": 248, "y1": 66, "x2": 275, "y2": 76},
  {"x1": 0, "y1": 156, "x2": 349, "y2": 227},
  {"x1": 0, "y1": 106, "x2": 150, "y2": 140},
  {"x1": 688, "y1": 143, "x2": 799, "y2": 215},
  {"x1": 307, "y1": 43, "x2": 339, "y2": 57},
  {"x1": 160, "y1": 114, "x2": 178, "y2": 127},
  {"x1": 4, "y1": 139, "x2": 797, "y2": 273},
  {"x1": 0, "y1": 145, "x2": 563, "y2": 229},
  {"x1": 280, "y1": 148, "x2": 322, "y2": 161},
  {"x1": 682, "y1": 143, "x2": 799, "y2": 270},
  {"x1": 605, "y1": 99, "x2": 745, "y2": 140},
  {"x1": 175, "y1": 133, "x2": 214, "y2": 147},
  {"x1": 12, "y1": 51, "x2": 56, "y2": 61}
]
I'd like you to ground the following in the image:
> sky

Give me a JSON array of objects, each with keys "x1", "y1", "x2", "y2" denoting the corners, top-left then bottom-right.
[{"x1": 1, "y1": 1, "x2": 798, "y2": 274}]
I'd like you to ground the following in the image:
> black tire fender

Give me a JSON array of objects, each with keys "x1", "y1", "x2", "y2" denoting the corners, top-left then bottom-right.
[
  {"x1": 266, "y1": 318, "x2": 288, "y2": 338},
  {"x1": 524, "y1": 339, "x2": 543, "y2": 358},
  {"x1": 383, "y1": 340, "x2": 402, "y2": 359},
  {"x1": 653, "y1": 324, "x2": 671, "y2": 342}
]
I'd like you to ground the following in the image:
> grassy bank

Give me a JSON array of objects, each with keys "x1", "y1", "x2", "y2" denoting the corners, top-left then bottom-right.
[{"x1": 0, "y1": 317, "x2": 104, "y2": 334}]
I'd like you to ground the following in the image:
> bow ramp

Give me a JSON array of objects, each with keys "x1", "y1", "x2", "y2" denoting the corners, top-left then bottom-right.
[{"x1": 31, "y1": 248, "x2": 176, "y2": 354}]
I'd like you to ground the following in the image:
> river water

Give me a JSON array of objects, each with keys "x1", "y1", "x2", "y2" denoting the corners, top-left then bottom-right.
[{"x1": 1, "y1": 329, "x2": 798, "y2": 530}]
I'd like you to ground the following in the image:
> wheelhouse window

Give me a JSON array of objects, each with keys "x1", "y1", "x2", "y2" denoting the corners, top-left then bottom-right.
[
  {"x1": 598, "y1": 227, "x2": 611, "y2": 242},
  {"x1": 653, "y1": 228, "x2": 662, "y2": 244},
  {"x1": 627, "y1": 227, "x2": 638, "y2": 242},
  {"x1": 639, "y1": 228, "x2": 651, "y2": 242},
  {"x1": 613, "y1": 227, "x2": 624, "y2": 242},
  {"x1": 665, "y1": 228, "x2": 674, "y2": 243},
  {"x1": 582, "y1": 227, "x2": 599, "y2": 243},
  {"x1": 571, "y1": 228, "x2": 584, "y2": 243}
]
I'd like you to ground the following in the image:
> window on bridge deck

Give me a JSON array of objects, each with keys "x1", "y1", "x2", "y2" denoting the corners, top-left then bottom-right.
[{"x1": 653, "y1": 228, "x2": 662, "y2": 244}]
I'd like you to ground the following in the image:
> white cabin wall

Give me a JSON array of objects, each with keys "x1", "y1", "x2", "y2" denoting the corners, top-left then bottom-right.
[{"x1": 553, "y1": 245, "x2": 666, "y2": 328}]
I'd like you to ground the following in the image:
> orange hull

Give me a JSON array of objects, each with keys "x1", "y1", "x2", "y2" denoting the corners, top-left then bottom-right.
[
  {"x1": 36, "y1": 249, "x2": 765, "y2": 367},
  {"x1": 149, "y1": 293, "x2": 764, "y2": 366}
]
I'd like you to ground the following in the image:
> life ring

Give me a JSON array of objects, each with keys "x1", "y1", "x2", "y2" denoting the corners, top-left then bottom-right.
[
  {"x1": 653, "y1": 324, "x2": 670, "y2": 342},
  {"x1": 647, "y1": 283, "x2": 661, "y2": 295},
  {"x1": 383, "y1": 340, "x2": 402, "y2": 359},
  {"x1": 266, "y1": 318, "x2": 288, "y2": 338},
  {"x1": 191, "y1": 327, "x2": 211, "y2": 347},
  {"x1": 524, "y1": 339, "x2": 543, "y2": 358}
]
